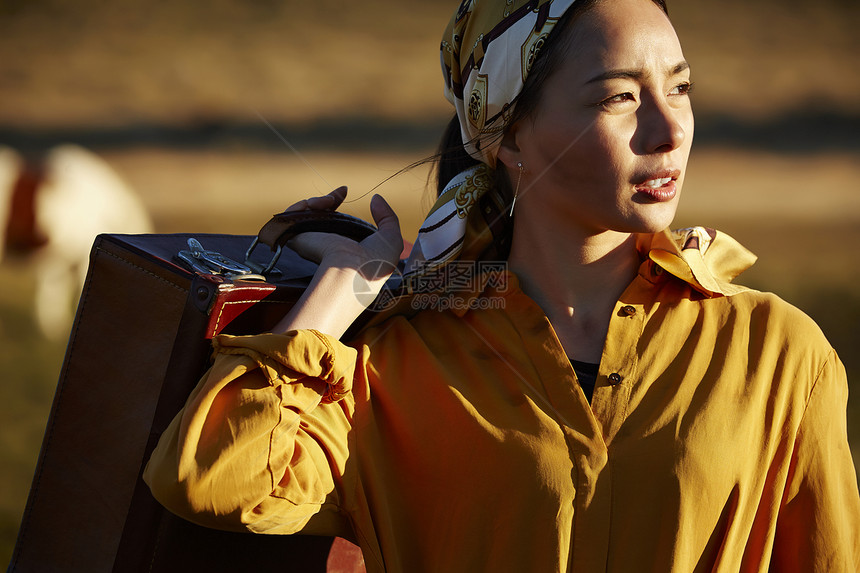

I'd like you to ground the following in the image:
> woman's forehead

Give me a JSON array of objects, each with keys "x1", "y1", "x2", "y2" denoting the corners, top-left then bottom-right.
[{"x1": 562, "y1": 0, "x2": 685, "y2": 79}]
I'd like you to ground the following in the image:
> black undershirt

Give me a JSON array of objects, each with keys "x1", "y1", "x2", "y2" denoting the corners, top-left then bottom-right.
[{"x1": 570, "y1": 359, "x2": 599, "y2": 403}]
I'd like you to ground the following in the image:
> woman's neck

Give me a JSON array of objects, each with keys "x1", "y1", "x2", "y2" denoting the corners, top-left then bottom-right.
[{"x1": 507, "y1": 220, "x2": 642, "y2": 362}]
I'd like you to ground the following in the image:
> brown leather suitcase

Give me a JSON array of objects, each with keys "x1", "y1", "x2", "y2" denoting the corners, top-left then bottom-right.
[{"x1": 8, "y1": 215, "x2": 373, "y2": 572}]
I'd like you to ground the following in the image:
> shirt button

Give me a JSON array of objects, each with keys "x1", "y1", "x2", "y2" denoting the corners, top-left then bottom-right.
[
  {"x1": 608, "y1": 373, "x2": 623, "y2": 385},
  {"x1": 620, "y1": 305, "x2": 636, "y2": 317}
]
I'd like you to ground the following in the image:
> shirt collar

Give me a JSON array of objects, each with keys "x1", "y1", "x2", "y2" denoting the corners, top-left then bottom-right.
[
  {"x1": 638, "y1": 227, "x2": 757, "y2": 297},
  {"x1": 455, "y1": 227, "x2": 757, "y2": 318},
  {"x1": 367, "y1": 227, "x2": 757, "y2": 324}
]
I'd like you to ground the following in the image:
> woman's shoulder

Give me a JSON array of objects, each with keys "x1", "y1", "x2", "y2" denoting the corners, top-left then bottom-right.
[
  {"x1": 648, "y1": 226, "x2": 833, "y2": 354},
  {"x1": 717, "y1": 286, "x2": 835, "y2": 362},
  {"x1": 730, "y1": 286, "x2": 822, "y2": 327}
]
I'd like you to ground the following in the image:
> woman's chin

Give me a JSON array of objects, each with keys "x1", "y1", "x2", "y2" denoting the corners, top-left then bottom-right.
[{"x1": 624, "y1": 207, "x2": 680, "y2": 234}]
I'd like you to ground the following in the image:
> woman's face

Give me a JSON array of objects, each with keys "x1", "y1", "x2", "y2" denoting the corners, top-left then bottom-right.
[{"x1": 500, "y1": 0, "x2": 693, "y2": 237}]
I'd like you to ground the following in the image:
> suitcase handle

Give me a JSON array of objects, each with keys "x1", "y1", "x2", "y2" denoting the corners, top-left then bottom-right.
[{"x1": 246, "y1": 210, "x2": 378, "y2": 275}]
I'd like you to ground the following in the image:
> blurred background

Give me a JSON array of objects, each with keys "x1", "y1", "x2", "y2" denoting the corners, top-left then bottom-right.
[{"x1": 0, "y1": 0, "x2": 858, "y2": 562}]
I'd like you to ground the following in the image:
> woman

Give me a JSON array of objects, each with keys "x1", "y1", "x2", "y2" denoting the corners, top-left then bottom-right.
[{"x1": 145, "y1": 0, "x2": 860, "y2": 571}]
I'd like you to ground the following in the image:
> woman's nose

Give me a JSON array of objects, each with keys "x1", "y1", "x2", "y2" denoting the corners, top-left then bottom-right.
[{"x1": 639, "y1": 97, "x2": 690, "y2": 154}]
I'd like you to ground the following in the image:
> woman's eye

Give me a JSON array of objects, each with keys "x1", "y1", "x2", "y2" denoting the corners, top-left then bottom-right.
[
  {"x1": 670, "y1": 81, "x2": 694, "y2": 96},
  {"x1": 599, "y1": 92, "x2": 635, "y2": 107}
]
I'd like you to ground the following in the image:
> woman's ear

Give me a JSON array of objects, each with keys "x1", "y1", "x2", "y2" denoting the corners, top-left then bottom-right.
[{"x1": 496, "y1": 123, "x2": 522, "y2": 170}]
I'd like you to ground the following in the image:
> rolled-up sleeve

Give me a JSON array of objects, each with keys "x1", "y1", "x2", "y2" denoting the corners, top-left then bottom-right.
[
  {"x1": 771, "y1": 350, "x2": 860, "y2": 571},
  {"x1": 143, "y1": 329, "x2": 358, "y2": 536}
]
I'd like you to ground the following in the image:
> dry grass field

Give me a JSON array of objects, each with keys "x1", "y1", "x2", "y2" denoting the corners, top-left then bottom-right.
[{"x1": 1, "y1": 0, "x2": 859, "y2": 564}]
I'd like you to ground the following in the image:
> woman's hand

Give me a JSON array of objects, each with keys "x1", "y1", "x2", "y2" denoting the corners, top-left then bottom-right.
[
  {"x1": 284, "y1": 186, "x2": 403, "y2": 273},
  {"x1": 271, "y1": 186, "x2": 403, "y2": 338}
]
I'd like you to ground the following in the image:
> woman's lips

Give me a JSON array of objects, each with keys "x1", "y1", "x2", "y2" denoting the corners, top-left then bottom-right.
[
  {"x1": 635, "y1": 178, "x2": 677, "y2": 202},
  {"x1": 633, "y1": 170, "x2": 680, "y2": 202}
]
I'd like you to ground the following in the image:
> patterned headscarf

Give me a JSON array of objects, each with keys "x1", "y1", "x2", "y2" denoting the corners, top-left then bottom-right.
[
  {"x1": 399, "y1": 0, "x2": 577, "y2": 282},
  {"x1": 358, "y1": 1, "x2": 593, "y2": 324},
  {"x1": 441, "y1": 0, "x2": 578, "y2": 166}
]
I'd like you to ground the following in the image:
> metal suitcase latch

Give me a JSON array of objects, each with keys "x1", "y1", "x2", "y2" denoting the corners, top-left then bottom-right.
[{"x1": 177, "y1": 238, "x2": 265, "y2": 280}]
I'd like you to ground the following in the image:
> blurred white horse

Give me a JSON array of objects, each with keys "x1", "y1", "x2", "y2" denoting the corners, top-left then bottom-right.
[{"x1": 0, "y1": 144, "x2": 153, "y2": 339}]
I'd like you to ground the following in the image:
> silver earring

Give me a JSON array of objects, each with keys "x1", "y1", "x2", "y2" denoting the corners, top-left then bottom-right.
[{"x1": 510, "y1": 161, "x2": 524, "y2": 217}]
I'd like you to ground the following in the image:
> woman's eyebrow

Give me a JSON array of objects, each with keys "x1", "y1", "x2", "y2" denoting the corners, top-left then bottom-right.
[{"x1": 585, "y1": 61, "x2": 690, "y2": 84}]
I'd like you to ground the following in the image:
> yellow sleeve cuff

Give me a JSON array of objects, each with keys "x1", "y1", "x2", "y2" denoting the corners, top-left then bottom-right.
[{"x1": 212, "y1": 329, "x2": 357, "y2": 403}]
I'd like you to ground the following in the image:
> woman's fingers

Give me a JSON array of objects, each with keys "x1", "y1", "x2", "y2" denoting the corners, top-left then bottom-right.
[
  {"x1": 306, "y1": 186, "x2": 347, "y2": 210},
  {"x1": 284, "y1": 186, "x2": 348, "y2": 213},
  {"x1": 369, "y1": 194, "x2": 399, "y2": 230},
  {"x1": 366, "y1": 194, "x2": 404, "y2": 261},
  {"x1": 284, "y1": 191, "x2": 403, "y2": 274},
  {"x1": 286, "y1": 231, "x2": 351, "y2": 264}
]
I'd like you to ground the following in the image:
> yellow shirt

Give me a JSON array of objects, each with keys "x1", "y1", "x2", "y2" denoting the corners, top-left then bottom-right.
[{"x1": 144, "y1": 228, "x2": 860, "y2": 572}]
